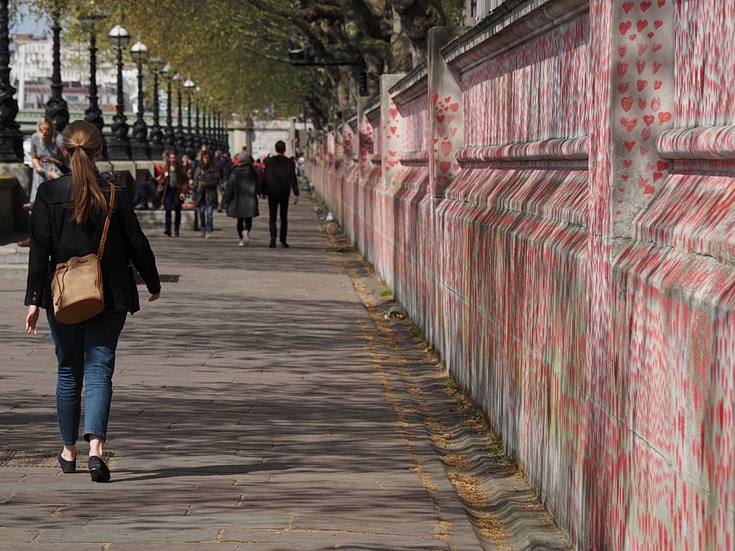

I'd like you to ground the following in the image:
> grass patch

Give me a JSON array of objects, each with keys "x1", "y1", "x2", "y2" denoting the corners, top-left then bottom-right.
[{"x1": 380, "y1": 288, "x2": 393, "y2": 297}]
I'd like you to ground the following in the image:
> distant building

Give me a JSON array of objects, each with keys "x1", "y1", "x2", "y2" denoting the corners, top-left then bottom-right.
[{"x1": 10, "y1": 33, "x2": 132, "y2": 113}]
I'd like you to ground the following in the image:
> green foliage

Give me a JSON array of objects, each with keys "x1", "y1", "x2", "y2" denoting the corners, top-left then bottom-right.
[{"x1": 17, "y1": 0, "x2": 463, "y2": 126}]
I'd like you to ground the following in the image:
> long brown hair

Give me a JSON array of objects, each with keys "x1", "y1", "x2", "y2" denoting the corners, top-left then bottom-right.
[{"x1": 63, "y1": 121, "x2": 105, "y2": 224}]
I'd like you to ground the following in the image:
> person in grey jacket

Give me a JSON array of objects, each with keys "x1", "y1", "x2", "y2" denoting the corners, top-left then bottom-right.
[
  {"x1": 192, "y1": 151, "x2": 220, "y2": 238},
  {"x1": 223, "y1": 152, "x2": 261, "y2": 246}
]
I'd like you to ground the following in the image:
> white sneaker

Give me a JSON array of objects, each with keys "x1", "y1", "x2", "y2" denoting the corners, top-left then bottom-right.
[
  {"x1": 238, "y1": 239, "x2": 245, "y2": 247},
  {"x1": 205, "y1": 233, "x2": 213, "y2": 239},
  {"x1": 243, "y1": 232, "x2": 250, "y2": 246},
  {"x1": 200, "y1": 230, "x2": 205, "y2": 237}
]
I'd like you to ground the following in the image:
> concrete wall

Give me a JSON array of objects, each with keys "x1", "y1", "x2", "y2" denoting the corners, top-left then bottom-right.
[{"x1": 306, "y1": 1, "x2": 735, "y2": 548}]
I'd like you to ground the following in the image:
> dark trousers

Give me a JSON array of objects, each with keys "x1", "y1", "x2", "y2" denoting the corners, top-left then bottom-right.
[
  {"x1": 268, "y1": 195, "x2": 290, "y2": 243},
  {"x1": 164, "y1": 188, "x2": 181, "y2": 235},
  {"x1": 236, "y1": 217, "x2": 253, "y2": 238}
]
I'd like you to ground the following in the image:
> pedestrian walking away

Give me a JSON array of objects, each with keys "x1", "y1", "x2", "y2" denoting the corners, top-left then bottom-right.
[
  {"x1": 23, "y1": 120, "x2": 161, "y2": 483},
  {"x1": 157, "y1": 151, "x2": 189, "y2": 237},
  {"x1": 193, "y1": 150, "x2": 220, "y2": 238},
  {"x1": 261, "y1": 140, "x2": 299, "y2": 248},
  {"x1": 223, "y1": 152, "x2": 260, "y2": 246}
]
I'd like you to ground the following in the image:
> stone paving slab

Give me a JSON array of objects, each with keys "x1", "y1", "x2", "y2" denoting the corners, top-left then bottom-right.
[{"x1": 0, "y1": 193, "x2": 569, "y2": 550}]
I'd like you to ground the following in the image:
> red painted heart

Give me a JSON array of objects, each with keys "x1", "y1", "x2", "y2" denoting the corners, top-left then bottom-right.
[
  {"x1": 624, "y1": 141, "x2": 637, "y2": 152},
  {"x1": 658, "y1": 111, "x2": 672, "y2": 123},
  {"x1": 620, "y1": 117, "x2": 639, "y2": 131},
  {"x1": 440, "y1": 142, "x2": 452, "y2": 156},
  {"x1": 617, "y1": 63, "x2": 630, "y2": 77},
  {"x1": 439, "y1": 161, "x2": 451, "y2": 173},
  {"x1": 657, "y1": 160, "x2": 670, "y2": 171},
  {"x1": 621, "y1": 97, "x2": 634, "y2": 112},
  {"x1": 636, "y1": 20, "x2": 649, "y2": 32},
  {"x1": 619, "y1": 21, "x2": 632, "y2": 35},
  {"x1": 641, "y1": 1, "x2": 652, "y2": 12}
]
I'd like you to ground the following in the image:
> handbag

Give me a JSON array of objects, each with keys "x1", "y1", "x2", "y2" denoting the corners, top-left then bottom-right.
[{"x1": 51, "y1": 185, "x2": 116, "y2": 324}]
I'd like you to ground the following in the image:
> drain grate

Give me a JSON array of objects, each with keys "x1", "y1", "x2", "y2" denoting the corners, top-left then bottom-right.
[{"x1": 0, "y1": 450, "x2": 114, "y2": 468}]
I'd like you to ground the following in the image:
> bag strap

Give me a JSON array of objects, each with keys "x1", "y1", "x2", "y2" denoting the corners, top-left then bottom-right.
[{"x1": 96, "y1": 184, "x2": 116, "y2": 259}]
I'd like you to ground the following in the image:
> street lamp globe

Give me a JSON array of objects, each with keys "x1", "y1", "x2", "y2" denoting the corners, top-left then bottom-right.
[
  {"x1": 130, "y1": 40, "x2": 148, "y2": 63},
  {"x1": 108, "y1": 25, "x2": 130, "y2": 49}
]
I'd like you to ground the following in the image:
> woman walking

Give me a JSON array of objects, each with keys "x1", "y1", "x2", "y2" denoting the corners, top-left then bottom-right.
[
  {"x1": 192, "y1": 150, "x2": 220, "y2": 238},
  {"x1": 223, "y1": 152, "x2": 260, "y2": 246},
  {"x1": 24, "y1": 120, "x2": 161, "y2": 482},
  {"x1": 18, "y1": 118, "x2": 66, "y2": 247},
  {"x1": 157, "y1": 151, "x2": 189, "y2": 236}
]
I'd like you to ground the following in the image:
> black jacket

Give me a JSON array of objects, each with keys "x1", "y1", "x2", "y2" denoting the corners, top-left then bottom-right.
[
  {"x1": 25, "y1": 174, "x2": 161, "y2": 314},
  {"x1": 262, "y1": 155, "x2": 299, "y2": 197}
]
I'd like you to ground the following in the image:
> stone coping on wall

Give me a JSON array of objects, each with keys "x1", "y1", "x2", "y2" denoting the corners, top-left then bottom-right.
[
  {"x1": 455, "y1": 136, "x2": 589, "y2": 164},
  {"x1": 364, "y1": 97, "x2": 381, "y2": 122},
  {"x1": 657, "y1": 125, "x2": 735, "y2": 160},
  {"x1": 442, "y1": 0, "x2": 588, "y2": 74},
  {"x1": 388, "y1": 64, "x2": 428, "y2": 107},
  {"x1": 399, "y1": 151, "x2": 430, "y2": 165}
]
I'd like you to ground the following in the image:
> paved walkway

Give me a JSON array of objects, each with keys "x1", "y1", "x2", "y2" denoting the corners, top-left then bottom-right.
[{"x1": 0, "y1": 193, "x2": 569, "y2": 550}]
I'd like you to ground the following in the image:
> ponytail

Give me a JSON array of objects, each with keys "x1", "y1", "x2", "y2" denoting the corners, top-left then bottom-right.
[{"x1": 62, "y1": 121, "x2": 105, "y2": 224}]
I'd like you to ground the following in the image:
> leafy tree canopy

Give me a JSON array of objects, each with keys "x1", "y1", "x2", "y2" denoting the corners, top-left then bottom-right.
[{"x1": 15, "y1": 0, "x2": 462, "y2": 127}]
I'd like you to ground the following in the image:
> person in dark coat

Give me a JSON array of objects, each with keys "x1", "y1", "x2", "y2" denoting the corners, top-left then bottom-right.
[
  {"x1": 223, "y1": 152, "x2": 260, "y2": 246},
  {"x1": 261, "y1": 140, "x2": 299, "y2": 248},
  {"x1": 192, "y1": 151, "x2": 220, "y2": 238},
  {"x1": 24, "y1": 120, "x2": 161, "y2": 483},
  {"x1": 156, "y1": 151, "x2": 189, "y2": 237}
]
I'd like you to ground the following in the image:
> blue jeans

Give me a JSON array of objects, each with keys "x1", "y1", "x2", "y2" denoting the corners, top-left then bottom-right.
[
  {"x1": 199, "y1": 204, "x2": 214, "y2": 234},
  {"x1": 164, "y1": 187, "x2": 181, "y2": 235},
  {"x1": 47, "y1": 309, "x2": 127, "y2": 445}
]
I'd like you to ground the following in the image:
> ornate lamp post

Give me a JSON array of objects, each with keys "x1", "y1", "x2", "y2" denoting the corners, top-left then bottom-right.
[
  {"x1": 46, "y1": 4, "x2": 69, "y2": 132},
  {"x1": 130, "y1": 40, "x2": 149, "y2": 159},
  {"x1": 183, "y1": 78, "x2": 195, "y2": 157},
  {"x1": 81, "y1": 10, "x2": 106, "y2": 153},
  {"x1": 161, "y1": 64, "x2": 175, "y2": 150},
  {"x1": 147, "y1": 55, "x2": 164, "y2": 159},
  {"x1": 194, "y1": 86, "x2": 201, "y2": 152},
  {"x1": 173, "y1": 73, "x2": 186, "y2": 152},
  {"x1": 0, "y1": 0, "x2": 22, "y2": 162},
  {"x1": 107, "y1": 24, "x2": 131, "y2": 160}
]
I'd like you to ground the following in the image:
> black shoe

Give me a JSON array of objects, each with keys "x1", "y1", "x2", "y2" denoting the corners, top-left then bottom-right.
[
  {"x1": 281, "y1": 242, "x2": 290, "y2": 248},
  {"x1": 57, "y1": 450, "x2": 76, "y2": 473},
  {"x1": 174, "y1": 231, "x2": 180, "y2": 237},
  {"x1": 269, "y1": 239, "x2": 276, "y2": 248},
  {"x1": 164, "y1": 231, "x2": 171, "y2": 237},
  {"x1": 88, "y1": 455, "x2": 111, "y2": 483}
]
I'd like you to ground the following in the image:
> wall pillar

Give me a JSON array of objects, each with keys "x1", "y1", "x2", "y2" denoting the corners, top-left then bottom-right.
[{"x1": 427, "y1": 27, "x2": 466, "y2": 198}]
